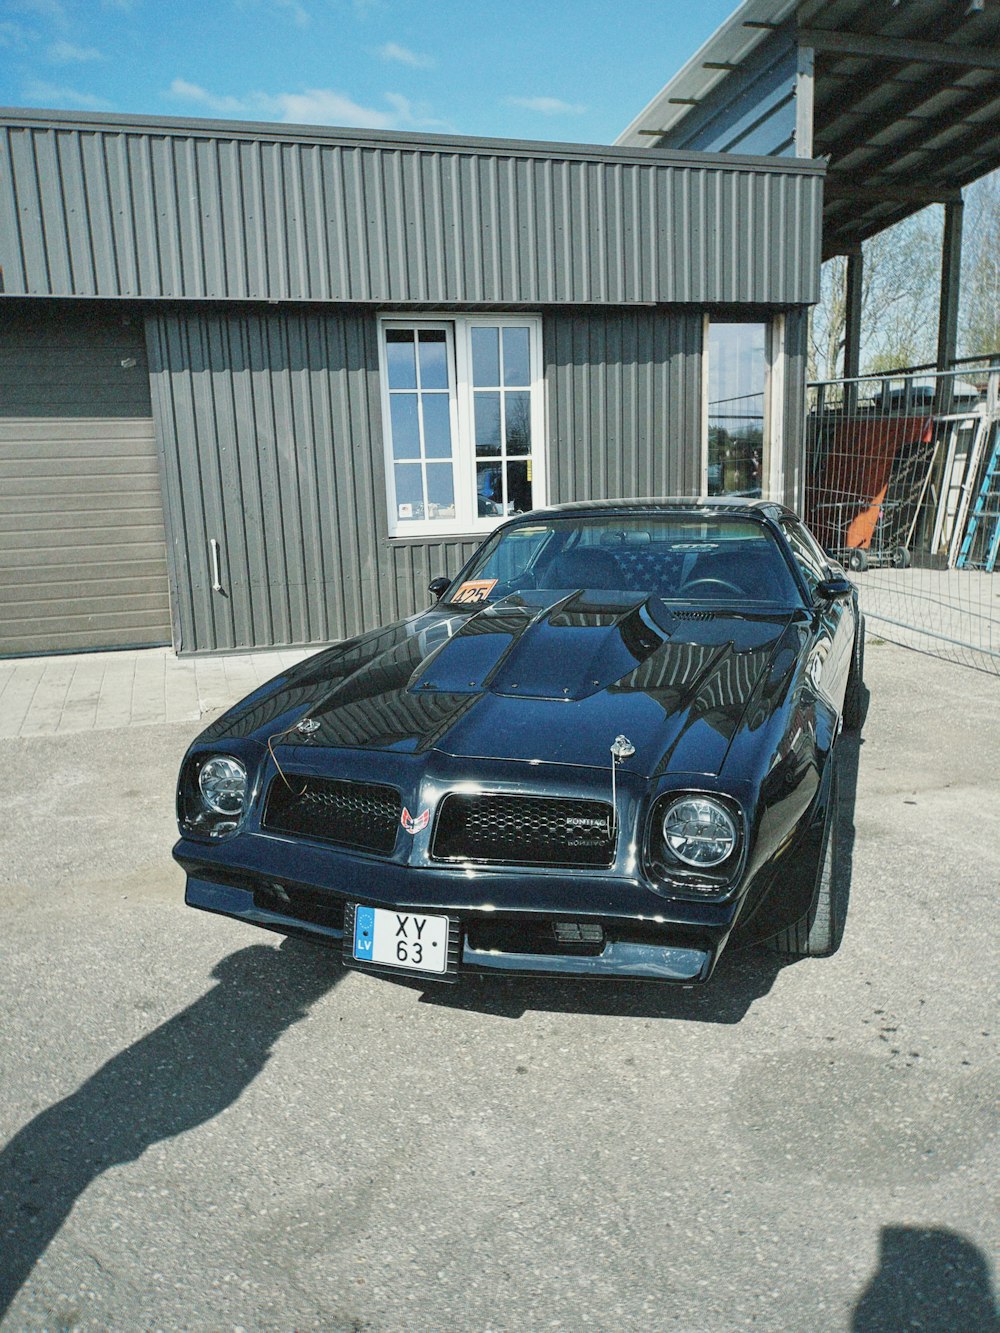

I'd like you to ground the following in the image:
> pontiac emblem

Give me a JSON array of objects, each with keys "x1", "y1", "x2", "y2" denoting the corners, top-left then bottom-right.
[
  {"x1": 401, "y1": 807, "x2": 430, "y2": 835},
  {"x1": 296, "y1": 717, "x2": 321, "y2": 736}
]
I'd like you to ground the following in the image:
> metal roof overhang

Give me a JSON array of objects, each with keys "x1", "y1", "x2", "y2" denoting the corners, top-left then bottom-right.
[{"x1": 618, "y1": 0, "x2": 1000, "y2": 260}]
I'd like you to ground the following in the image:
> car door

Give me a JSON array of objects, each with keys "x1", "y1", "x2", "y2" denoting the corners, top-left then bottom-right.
[{"x1": 781, "y1": 518, "x2": 856, "y2": 715}]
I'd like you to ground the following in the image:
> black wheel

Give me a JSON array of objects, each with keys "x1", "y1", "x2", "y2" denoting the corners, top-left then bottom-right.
[
  {"x1": 843, "y1": 613, "x2": 865, "y2": 732},
  {"x1": 766, "y1": 761, "x2": 843, "y2": 958},
  {"x1": 846, "y1": 548, "x2": 868, "y2": 572},
  {"x1": 890, "y1": 546, "x2": 911, "y2": 569}
]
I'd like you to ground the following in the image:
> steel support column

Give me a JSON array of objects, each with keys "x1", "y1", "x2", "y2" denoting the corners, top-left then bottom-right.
[
  {"x1": 936, "y1": 196, "x2": 964, "y2": 373},
  {"x1": 843, "y1": 249, "x2": 864, "y2": 413}
]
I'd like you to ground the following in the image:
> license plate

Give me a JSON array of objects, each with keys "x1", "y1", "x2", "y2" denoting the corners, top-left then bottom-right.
[{"x1": 351, "y1": 905, "x2": 449, "y2": 975}]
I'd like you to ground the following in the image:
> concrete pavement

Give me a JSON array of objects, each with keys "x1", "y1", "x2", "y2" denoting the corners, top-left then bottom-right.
[{"x1": 0, "y1": 645, "x2": 316, "y2": 739}]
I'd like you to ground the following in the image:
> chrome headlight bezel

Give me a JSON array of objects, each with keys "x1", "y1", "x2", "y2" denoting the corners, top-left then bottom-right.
[
  {"x1": 198, "y1": 755, "x2": 248, "y2": 816},
  {"x1": 661, "y1": 795, "x2": 737, "y2": 868},
  {"x1": 178, "y1": 750, "x2": 254, "y2": 839},
  {"x1": 645, "y1": 790, "x2": 745, "y2": 900}
]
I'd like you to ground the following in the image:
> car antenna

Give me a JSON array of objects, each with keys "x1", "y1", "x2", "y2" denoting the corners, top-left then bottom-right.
[
  {"x1": 610, "y1": 734, "x2": 635, "y2": 837},
  {"x1": 266, "y1": 719, "x2": 313, "y2": 793}
]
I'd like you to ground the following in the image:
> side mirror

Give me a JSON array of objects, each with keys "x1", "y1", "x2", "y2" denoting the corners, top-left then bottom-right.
[
  {"x1": 816, "y1": 575, "x2": 853, "y2": 601},
  {"x1": 428, "y1": 576, "x2": 451, "y2": 601}
]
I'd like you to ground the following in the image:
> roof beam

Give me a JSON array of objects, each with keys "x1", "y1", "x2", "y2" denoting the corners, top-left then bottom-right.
[
  {"x1": 799, "y1": 28, "x2": 1000, "y2": 73},
  {"x1": 823, "y1": 179, "x2": 963, "y2": 205},
  {"x1": 815, "y1": 78, "x2": 1000, "y2": 171}
]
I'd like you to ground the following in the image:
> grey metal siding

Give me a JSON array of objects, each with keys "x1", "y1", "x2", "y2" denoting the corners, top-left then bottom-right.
[
  {"x1": 0, "y1": 417, "x2": 171, "y2": 654},
  {"x1": 545, "y1": 309, "x2": 704, "y2": 502},
  {"x1": 655, "y1": 24, "x2": 798, "y2": 158},
  {"x1": 147, "y1": 304, "x2": 706, "y2": 653},
  {"x1": 146, "y1": 306, "x2": 484, "y2": 653},
  {"x1": 1, "y1": 114, "x2": 823, "y2": 308}
]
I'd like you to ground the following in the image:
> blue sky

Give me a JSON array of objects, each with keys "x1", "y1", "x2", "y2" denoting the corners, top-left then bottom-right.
[{"x1": 0, "y1": 0, "x2": 736, "y2": 144}]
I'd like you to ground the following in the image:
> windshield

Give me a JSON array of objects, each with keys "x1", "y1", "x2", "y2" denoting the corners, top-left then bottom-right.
[{"x1": 445, "y1": 513, "x2": 804, "y2": 607}]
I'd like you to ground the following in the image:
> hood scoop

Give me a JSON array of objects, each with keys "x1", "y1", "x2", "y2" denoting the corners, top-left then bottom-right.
[{"x1": 407, "y1": 592, "x2": 676, "y2": 703}]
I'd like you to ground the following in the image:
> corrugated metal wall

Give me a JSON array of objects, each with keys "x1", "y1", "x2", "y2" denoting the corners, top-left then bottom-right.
[
  {"x1": 147, "y1": 304, "x2": 707, "y2": 653},
  {"x1": 653, "y1": 24, "x2": 798, "y2": 158},
  {"x1": 545, "y1": 308, "x2": 704, "y2": 502},
  {"x1": 0, "y1": 113, "x2": 822, "y2": 309}
]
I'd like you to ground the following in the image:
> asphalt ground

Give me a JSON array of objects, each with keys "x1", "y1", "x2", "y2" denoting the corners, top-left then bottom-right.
[{"x1": 0, "y1": 639, "x2": 997, "y2": 1332}]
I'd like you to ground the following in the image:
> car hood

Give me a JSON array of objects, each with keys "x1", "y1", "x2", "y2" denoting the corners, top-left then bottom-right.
[{"x1": 203, "y1": 592, "x2": 804, "y2": 779}]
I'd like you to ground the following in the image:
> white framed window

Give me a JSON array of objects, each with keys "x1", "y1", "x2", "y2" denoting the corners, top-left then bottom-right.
[
  {"x1": 379, "y1": 315, "x2": 545, "y2": 537},
  {"x1": 703, "y1": 317, "x2": 784, "y2": 501}
]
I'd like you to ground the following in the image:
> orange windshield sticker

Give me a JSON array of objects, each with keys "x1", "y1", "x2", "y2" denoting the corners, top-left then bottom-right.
[{"x1": 452, "y1": 578, "x2": 497, "y2": 604}]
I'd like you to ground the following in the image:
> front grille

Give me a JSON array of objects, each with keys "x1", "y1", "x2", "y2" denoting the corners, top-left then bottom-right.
[
  {"x1": 432, "y1": 793, "x2": 615, "y2": 868},
  {"x1": 262, "y1": 777, "x2": 401, "y2": 855}
]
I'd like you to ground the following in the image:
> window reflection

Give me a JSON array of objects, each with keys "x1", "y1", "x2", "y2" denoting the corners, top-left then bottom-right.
[{"x1": 708, "y1": 322, "x2": 766, "y2": 498}]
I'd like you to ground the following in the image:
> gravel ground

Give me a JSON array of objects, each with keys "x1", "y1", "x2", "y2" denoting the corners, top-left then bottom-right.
[{"x1": 0, "y1": 638, "x2": 997, "y2": 1332}]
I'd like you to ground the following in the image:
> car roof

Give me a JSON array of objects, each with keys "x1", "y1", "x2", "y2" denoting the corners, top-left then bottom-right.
[{"x1": 521, "y1": 496, "x2": 793, "y2": 523}]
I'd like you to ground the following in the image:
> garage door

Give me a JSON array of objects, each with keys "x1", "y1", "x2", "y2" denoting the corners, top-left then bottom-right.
[{"x1": 0, "y1": 417, "x2": 172, "y2": 656}]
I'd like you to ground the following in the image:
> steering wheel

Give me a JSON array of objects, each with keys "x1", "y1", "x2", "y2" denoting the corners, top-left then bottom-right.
[{"x1": 680, "y1": 577, "x2": 744, "y2": 598}]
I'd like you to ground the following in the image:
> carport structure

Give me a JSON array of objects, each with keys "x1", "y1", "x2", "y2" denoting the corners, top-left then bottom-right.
[{"x1": 618, "y1": 0, "x2": 1000, "y2": 380}]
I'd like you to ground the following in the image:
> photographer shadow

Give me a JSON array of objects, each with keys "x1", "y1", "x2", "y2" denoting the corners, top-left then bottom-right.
[
  {"x1": 0, "y1": 939, "x2": 340, "y2": 1320},
  {"x1": 853, "y1": 1226, "x2": 1000, "y2": 1332}
]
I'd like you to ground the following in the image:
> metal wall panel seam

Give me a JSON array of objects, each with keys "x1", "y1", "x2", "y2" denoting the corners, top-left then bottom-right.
[
  {"x1": 62, "y1": 131, "x2": 98, "y2": 295},
  {"x1": 84, "y1": 131, "x2": 120, "y2": 295},
  {"x1": 143, "y1": 316, "x2": 188, "y2": 650},
  {"x1": 0, "y1": 128, "x2": 27, "y2": 292}
]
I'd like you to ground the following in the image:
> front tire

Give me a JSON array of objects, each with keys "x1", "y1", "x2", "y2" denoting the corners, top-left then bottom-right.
[{"x1": 766, "y1": 760, "x2": 843, "y2": 958}]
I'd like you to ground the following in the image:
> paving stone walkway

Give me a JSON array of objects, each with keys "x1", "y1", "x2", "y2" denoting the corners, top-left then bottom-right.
[{"x1": 0, "y1": 645, "x2": 316, "y2": 738}]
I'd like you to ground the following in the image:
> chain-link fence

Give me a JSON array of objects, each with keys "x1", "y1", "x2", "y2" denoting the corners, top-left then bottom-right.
[{"x1": 804, "y1": 361, "x2": 1000, "y2": 675}]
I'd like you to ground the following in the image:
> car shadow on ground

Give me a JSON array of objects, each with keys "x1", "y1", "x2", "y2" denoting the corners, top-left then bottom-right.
[
  {"x1": 0, "y1": 938, "x2": 340, "y2": 1322},
  {"x1": 417, "y1": 705, "x2": 868, "y2": 1025},
  {"x1": 852, "y1": 1226, "x2": 1000, "y2": 1332}
]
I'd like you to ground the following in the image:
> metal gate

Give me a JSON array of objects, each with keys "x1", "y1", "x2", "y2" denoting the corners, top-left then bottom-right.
[{"x1": 804, "y1": 361, "x2": 1000, "y2": 675}]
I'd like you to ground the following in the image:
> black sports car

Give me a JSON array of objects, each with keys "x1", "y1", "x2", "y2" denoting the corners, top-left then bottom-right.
[{"x1": 174, "y1": 499, "x2": 864, "y2": 986}]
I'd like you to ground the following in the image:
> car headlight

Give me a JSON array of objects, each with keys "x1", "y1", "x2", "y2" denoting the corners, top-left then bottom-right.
[
  {"x1": 197, "y1": 756, "x2": 248, "y2": 817},
  {"x1": 661, "y1": 796, "x2": 736, "y2": 868}
]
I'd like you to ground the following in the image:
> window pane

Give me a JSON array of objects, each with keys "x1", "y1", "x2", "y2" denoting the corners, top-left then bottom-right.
[
  {"x1": 389, "y1": 394, "x2": 420, "y2": 460},
  {"x1": 708, "y1": 322, "x2": 766, "y2": 498},
  {"x1": 505, "y1": 391, "x2": 531, "y2": 454},
  {"x1": 386, "y1": 329, "x2": 417, "y2": 390},
  {"x1": 476, "y1": 462, "x2": 504, "y2": 517},
  {"x1": 503, "y1": 327, "x2": 530, "y2": 386},
  {"x1": 472, "y1": 326, "x2": 500, "y2": 387},
  {"x1": 418, "y1": 330, "x2": 448, "y2": 390},
  {"x1": 422, "y1": 394, "x2": 452, "y2": 458},
  {"x1": 426, "y1": 462, "x2": 455, "y2": 519},
  {"x1": 506, "y1": 459, "x2": 532, "y2": 515},
  {"x1": 394, "y1": 463, "x2": 424, "y2": 521},
  {"x1": 474, "y1": 392, "x2": 501, "y2": 454}
]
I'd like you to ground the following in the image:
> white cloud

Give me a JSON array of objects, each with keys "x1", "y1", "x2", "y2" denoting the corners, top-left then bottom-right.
[
  {"x1": 506, "y1": 95, "x2": 587, "y2": 116},
  {"x1": 279, "y1": 0, "x2": 310, "y2": 25},
  {"x1": 383, "y1": 93, "x2": 450, "y2": 131},
  {"x1": 169, "y1": 79, "x2": 251, "y2": 116},
  {"x1": 270, "y1": 88, "x2": 395, "y2": 127},
  {"x1": 169, "y1": 78, "x2": 451, "y2": 132},
  {"x1": 0, "y1": 21, "x2": 33, "y2": 47},
  {"x1": 21, "y1": 79, "x2": 114, "y2": 111},
  {"x1": 48, "y1": 39, "x2": 103, "y2": 62},
  {"x1": 377, "y1": 41, "x2": 433, "y2": 69}
]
